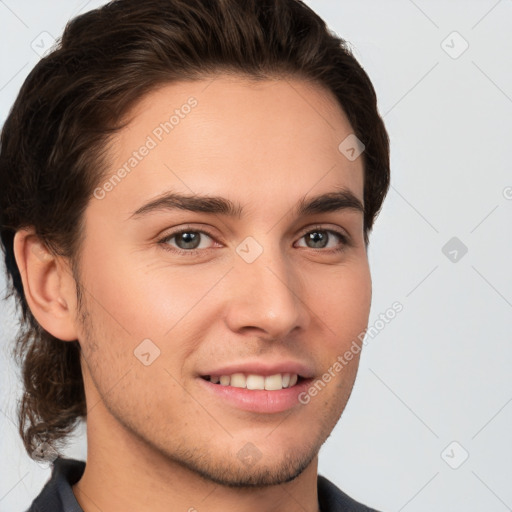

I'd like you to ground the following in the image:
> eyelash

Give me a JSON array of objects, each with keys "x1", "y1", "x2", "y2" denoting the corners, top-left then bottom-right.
[{"x1": 157, "y1": 225, "x2": 350, "y2": 257}]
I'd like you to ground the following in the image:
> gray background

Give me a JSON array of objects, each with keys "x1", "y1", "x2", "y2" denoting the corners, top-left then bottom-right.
[{"x1": 1, "y1": 1, "x2": 511, "y2": 511}]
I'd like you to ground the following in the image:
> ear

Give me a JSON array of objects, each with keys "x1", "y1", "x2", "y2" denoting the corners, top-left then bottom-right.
[{"x1": 13, "y1": 228, "x2": 79, "y2": 341}]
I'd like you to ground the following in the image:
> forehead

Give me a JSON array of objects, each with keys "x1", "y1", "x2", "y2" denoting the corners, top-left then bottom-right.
[{"x1": 93, "y1": 75, "x2": 364, "y2": 219}]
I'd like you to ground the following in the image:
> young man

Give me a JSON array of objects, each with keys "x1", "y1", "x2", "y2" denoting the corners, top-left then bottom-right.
[{"x1": 0, "y1": 0, "x2": 390, "y2": 510}]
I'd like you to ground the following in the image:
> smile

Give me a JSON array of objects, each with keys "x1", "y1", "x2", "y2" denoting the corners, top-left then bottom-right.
[{"x1": 202, "y1": 373, "x2": 300, "y2": 390}]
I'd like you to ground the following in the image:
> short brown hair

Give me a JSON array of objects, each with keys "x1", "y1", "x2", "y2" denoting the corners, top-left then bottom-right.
[{"x1": 0, "y1": 0, "x2": 390, "y2": 459}]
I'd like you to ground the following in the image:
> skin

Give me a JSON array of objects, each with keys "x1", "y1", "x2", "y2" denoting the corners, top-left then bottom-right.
[{"x1": 14, "y1": 74, "x2": 371, "y2": 512}]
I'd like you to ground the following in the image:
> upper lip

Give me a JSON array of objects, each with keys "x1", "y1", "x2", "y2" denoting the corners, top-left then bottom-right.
[{"x1": 199, "y1": 360, "x2": 315, "y2": 379}]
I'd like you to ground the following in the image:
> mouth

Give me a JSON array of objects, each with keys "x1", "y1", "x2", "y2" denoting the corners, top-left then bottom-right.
[
  {"x1": 197, "y1": 372, "x2": 313, "y2": 413},
  {"x1": 200, "y1": 372, "x2": 305, "y2": 391}
]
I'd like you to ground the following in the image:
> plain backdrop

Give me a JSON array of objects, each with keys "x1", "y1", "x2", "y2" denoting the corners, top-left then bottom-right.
[{"x1": 1, "y1": 1, "x2": 511, "y2": 511}]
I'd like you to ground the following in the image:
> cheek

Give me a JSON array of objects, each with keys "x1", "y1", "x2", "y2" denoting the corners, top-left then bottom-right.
[
  {"x1": 305, "y1": 260, "x2": 372, "y2": 347},
  {"x1": 80, "y1": 244, "x2": 228, "y2": 344}
]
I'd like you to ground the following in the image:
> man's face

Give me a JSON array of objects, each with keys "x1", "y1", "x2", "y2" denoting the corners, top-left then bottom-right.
[{"x1": 74, "y1": 75, "x2": 371, "y2": 486}]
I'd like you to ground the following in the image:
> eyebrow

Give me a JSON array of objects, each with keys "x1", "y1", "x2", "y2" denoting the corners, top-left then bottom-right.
[{"x1": 128, "y1": 187, "x2": 364, "y2": 220}]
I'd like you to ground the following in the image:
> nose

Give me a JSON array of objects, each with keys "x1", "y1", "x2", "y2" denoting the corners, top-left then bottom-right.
[{"x1": 223, "y1": 244, "x2": 310, "y2": 340}]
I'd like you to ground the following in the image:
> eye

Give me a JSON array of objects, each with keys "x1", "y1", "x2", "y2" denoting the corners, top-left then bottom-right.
[
  {"x1": 295, "y1": 228, "x2": 348, "y2": 251},
  {"x1": 159, "y1": 229, "x2": 216, "y2": 253},
  {"x1": 157, "y1": 225, "x2": 350, "y2": 257}
]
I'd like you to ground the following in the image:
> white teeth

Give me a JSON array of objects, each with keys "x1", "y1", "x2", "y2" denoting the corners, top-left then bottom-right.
[
  {"x1": 230, "y1": 373, "x2": 246, "y2": 388},
  {"x1": 207, "y1": 372, "x2": 299, "y2": 390},
  {"x1": 264, "y1": 374, "x2": 283, "y2": 391},
  {"x1": 246, "y1": 375, "x2": 265, "y2": 390}
]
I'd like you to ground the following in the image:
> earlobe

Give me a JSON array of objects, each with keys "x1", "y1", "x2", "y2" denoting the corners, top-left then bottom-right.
[{"x1": 13, "y1": 228, "x2": 79, "y2": 341}]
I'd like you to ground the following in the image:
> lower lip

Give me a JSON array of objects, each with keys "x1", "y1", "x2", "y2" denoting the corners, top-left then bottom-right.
[{"x1": 197, "y1": 377, "x2": 313, "y2": 414}]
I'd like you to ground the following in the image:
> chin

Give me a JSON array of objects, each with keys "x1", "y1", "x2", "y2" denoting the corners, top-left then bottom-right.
[{"x1": 186, "y1": 451, "x2": 316, "y2": 488}]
